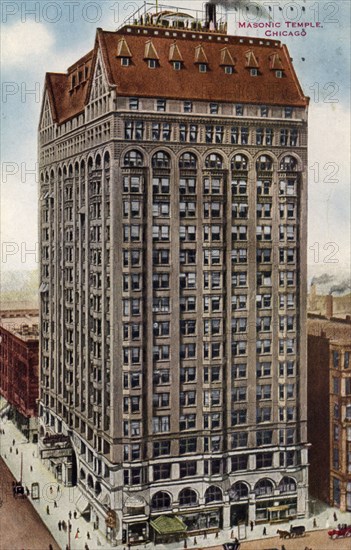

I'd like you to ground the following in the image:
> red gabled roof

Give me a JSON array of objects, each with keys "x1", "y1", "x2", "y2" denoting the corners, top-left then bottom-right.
[{"x1": 44, "y1": 25, "x2": 308, "y2": 124}]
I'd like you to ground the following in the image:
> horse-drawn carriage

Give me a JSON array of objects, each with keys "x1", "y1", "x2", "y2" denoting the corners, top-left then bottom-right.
[{"x1": 277, "y1": 525, "x2": 306, "y2": 539}]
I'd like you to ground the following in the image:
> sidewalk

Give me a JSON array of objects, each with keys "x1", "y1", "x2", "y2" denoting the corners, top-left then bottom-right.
[
  {"x1": 1, "y1": 417, "x2": 350, "y2": 550},
  {"x1": 0, "y1": 418, "x2": 113, "y2": 550}
]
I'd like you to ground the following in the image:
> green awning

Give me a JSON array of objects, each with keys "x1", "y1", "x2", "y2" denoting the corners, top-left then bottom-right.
[{"x1": 150, "y1": 516, "x2": 187, "y2": 535}]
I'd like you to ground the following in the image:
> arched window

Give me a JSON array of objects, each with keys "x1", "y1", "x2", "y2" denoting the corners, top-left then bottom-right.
[
  {"x1": 151, "y1": 491, "x2": 172, "y2": 511},
  {"x1": 280, "y1": 155, "x2": 297, "y2": 171},
  {"x1": 229, "y1": 482, "x2": 249, "y2": 501},
  {"x1": 231, "y1": 154, "x2": 248, "y2": 171},
  {"x1": 179, "y1": 152, "x2": 197, "y2": 169},
  {"x1": 256, "y1": 155, "x2": 273, "y2": 171},
  {"x1": 74, "y1": 162, "x2": 79, "y2": 177},
  {"x1": 254, "y1": 478, "x2": 274, "y2": 496},
  {"x1": 95, "y1": 155, "x2": 102, "y2": 169},
  {"x1": 124, "y1": 150, "x2": 144, "y2": 167},
  {"x1": 205, "y1": 153, "x2": 223, "y2": 169},
  {"x1": 204, "y1": 485, "x2": 222, "y2": 504},
  {"x1": 179, "y1": 488, "x2": 198, "y2": 507},
  {"x1": 104, "y1": 151, "x2": 110, "y2": 169},
  {"x1": 279, "y1": 476, "x2": 296, "y2": 493},
  {"x1": 80, "y1": 160, "x2": 85, "y2": 176},
  {"x1": 88, "y1": 158, "x2": 93, "y2": 174},
  {"x1": 152, "y1": 151, "x2": 171, "y2": 169}
]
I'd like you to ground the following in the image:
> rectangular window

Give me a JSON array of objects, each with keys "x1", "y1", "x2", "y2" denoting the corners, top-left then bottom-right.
[
  {"x1": 129, "y1": 98, "x2": 139, "y2": 110},
  {"x1": 157, "y1": 99, "x2": 166, "y2": 111}
]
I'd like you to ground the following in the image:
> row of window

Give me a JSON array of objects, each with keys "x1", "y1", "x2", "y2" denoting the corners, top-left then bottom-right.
[
  {"x1": 125, "y1": 122, "x2": 299, "y2": 146},
  {"x1": 128, "y1": 98, "x2": 295, "y2": 119}
]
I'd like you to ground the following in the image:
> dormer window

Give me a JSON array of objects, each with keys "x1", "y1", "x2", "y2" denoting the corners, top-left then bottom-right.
[
  {"x1": 224, "y1": 66, "x2": 234, "y2": 74},
  {"x1": 276, "y1": 70, "x2": 283, "y2": 78},
  {"x1": 250, "y1": 68, "x2": 258, "y2": 77},
  {"x1": 173, "y1": 61, "x2": 182, "y2": 71},
  {"x1": 199, "y1": 63, "x2": 207, "y2": 73},
  {"x1": 284, "y1": 107, "x2": 293, "y2": 119},
  {"x1": 148, "y1": 59, "x2": 158, "y2": 69},
  {"x1": 261, "y1": 106, "x2": 268, "y2": 117},
  {"x1": 184, "y1": 101, "x2": 193, "y2": 113},
  {"x1": 121, "y1": 57, "x2": 130, "y2": 66}
]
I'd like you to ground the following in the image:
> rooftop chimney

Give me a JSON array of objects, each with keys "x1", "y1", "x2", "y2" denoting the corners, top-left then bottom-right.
[{"x1": 205, "y1": 2, "x2": 217, "y2": 30}]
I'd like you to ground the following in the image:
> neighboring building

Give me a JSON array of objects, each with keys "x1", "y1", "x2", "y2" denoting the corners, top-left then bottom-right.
[
  {"x1": 0, "y1": 310, "x2": 39, "y2": 442},
  {"x1": 307, "y1": 315, "x2": 351, "y2": 512},
  {"x1": 308, "y1": 283, "x2": 351, "y2": 319},
  {"x1": 38, "y1": 3, "x2": 309, "y2": 544}
]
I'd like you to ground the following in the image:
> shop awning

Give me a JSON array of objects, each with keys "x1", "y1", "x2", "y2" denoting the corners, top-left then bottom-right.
[
  {"x1": 267, "y1": 505, "x2": 290, "y2": 512},
  {"x1": 150, "y1": 516, "x2": 187, "y2": 535},
  {"x1": 75, "y1": 494, "x2": 91, "y2": 515}
]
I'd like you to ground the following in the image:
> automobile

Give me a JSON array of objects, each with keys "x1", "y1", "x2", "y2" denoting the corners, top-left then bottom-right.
[
  {"x1": 328, "y1": 525, "x2": 351, "y2": 539},
  {"x1": 223, "y1": 542, "x2": 240, "y2": 550}
]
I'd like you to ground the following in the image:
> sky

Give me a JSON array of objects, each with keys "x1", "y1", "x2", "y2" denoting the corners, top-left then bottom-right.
[{"x1": 1, "y1": 0, "x2": 350, "y2": 281}]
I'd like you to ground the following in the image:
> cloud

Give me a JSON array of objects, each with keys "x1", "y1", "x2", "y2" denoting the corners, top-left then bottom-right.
[{"x1": 1, "y1": 20, "x2": 55, "y2": 67}]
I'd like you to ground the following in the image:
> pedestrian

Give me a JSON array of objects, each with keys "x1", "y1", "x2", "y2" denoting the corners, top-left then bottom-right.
[
  {"x1": 85, "y1": 545, "x2": 90, "y2": 550},
  {"x1": 231, "y1": 530, "x2": 234, "y2": 539},
  {"x1": 50, "y1": 486, "x2": 53, "y2": 494},
  {"x1": 313, "y1": 517, "x2": 317, "y2": 528},
  {"x1": 193, "y1": 537, "x2": 197, "y2": 545},
  {"x1": 10, "y1": 447, "x2": 12, "y2": 453},
  {"x1": 30, "y1": 465, "x2": 33, "y2": 472},
  {"x1": 250, "y1": 520, "x2": 254, "y2": 531},
  {"x1": 26, "y1": 486, "x2": 29, "y2": 496},
  {"x1": 215, "y1": 531, "x2": 219, "y2": 539},
  {"x1": 16, "y1": 448, "x2": 18, "y2": 455},
  {"x1": 281, "y1": 545, "x2": 286, "y2": 550},
  {"x1": 183, "y1": 539, "x2": 187, "y2": 549},
  {"x1": 4, "y1": 454, "x2": 6, "y2": 459},
  {"x1": 62, "y1": 520, "x2": 67, "y2": 531},
  {"x1": 57, "y1": 485, "x2": 60, "y2": 492},
  {"x1": 12, "y1": 439, "x2": 15, "y2": 446},
  {"x1": 54, "y1": 500, "x2": 57, "y2": 508},
  {"x1": 69, "y1": 510, "x2": 72, "y2": 520},
  {"x1": 263, "y1": 526, "x2": 267, "y2": 535},
  {"x1": 87, "y1": 531, "x2": 91, "y2": 540},
  {"x1": 66, "y1": 545, "x2": 69, "y2": 550},
  {"x1": 49, "y1": 545, "x2": 53, "y2": 550},
  {"x1": 333, "y1": 511, "x2": 337, "y2": 522},
  {"x1": 74, "y1": 510, "x2": 77, "y2": 519},
  {"x1": 69, "y1": 523, "x2": 72, "y2": 532},
  {"x1": 46, "y1": 505, "x2": 50, "y2": 515},
  {"x1": 75, "y1": 527, "x2": 80, "y2": 539},
  {"x1": 58, "y1": 521, "x2": 62, "y2": 531},
  {"x1": 203, "y1": 531, "x2": 207, "y2": 539}
]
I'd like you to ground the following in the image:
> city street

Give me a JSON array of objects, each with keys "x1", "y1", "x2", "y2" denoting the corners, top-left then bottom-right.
[
  {"x1": 0, "y1": 458, "x2": 59, "y2": 550},
  {"x1": 1, "y1": 418, "x2": 350, "y2": 550}
]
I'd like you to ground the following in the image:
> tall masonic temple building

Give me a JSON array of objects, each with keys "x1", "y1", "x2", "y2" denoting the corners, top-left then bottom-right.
[{"x1": 38, "y1": 3, "x2": 309, "y2": 545}]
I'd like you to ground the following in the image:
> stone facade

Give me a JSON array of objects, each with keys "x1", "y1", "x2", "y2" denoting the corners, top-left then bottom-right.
[{"x1": 38, "y1": 15, "x2": 309, "y2": 544}]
